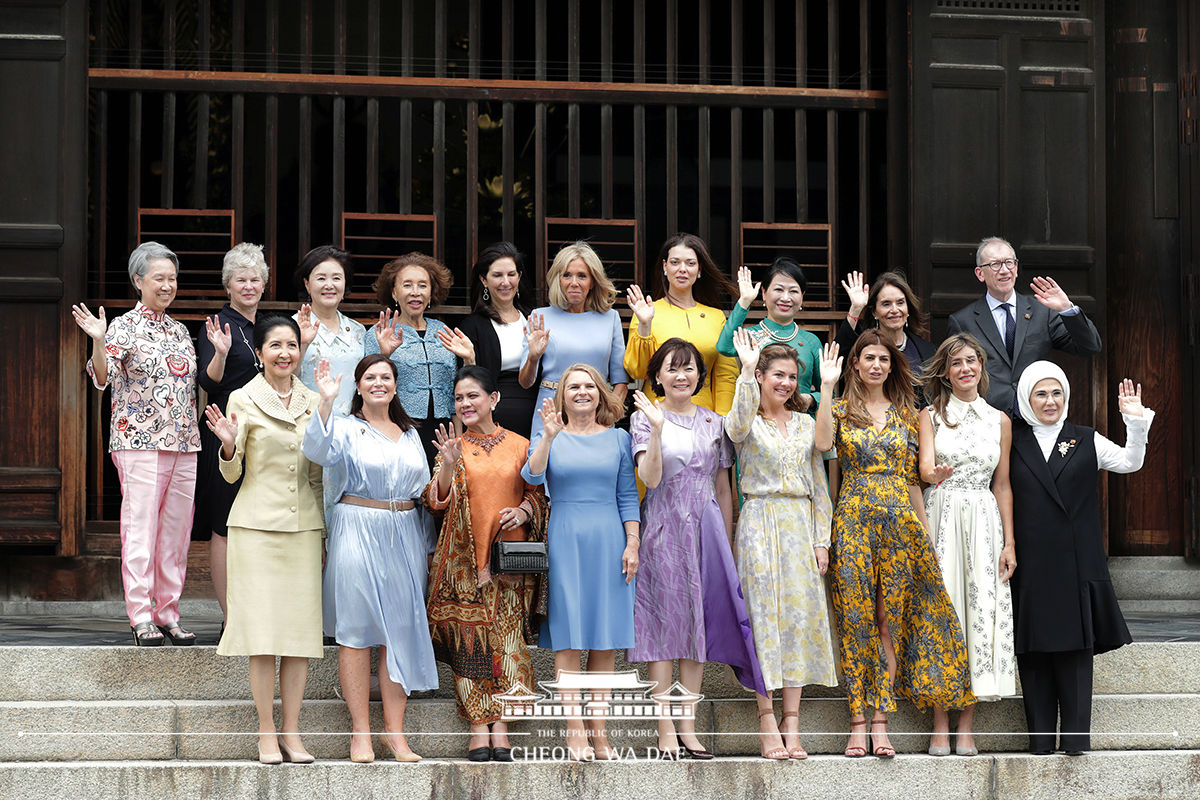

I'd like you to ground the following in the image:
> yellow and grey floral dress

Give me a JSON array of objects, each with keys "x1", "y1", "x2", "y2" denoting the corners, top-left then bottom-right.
[
  {"x1": 828, "y1": 399, "x2": 974, "y2": 716},
  {"x1": 726, "y1": 376, "x2": 838, "y2": 692}
]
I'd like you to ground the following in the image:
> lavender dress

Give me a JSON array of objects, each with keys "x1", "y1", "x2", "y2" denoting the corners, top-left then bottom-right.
[{"x1": 628, "y1": 408, "x2": 766, "y2": 695}]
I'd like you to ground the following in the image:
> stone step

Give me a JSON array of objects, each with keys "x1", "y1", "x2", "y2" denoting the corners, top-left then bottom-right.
[
  {"x1": 1, "y1": 751, "x2": 1200, "y2": 800},
  {"x1": 1111, "y1": 569, "x2": 1200, "y2": 601},
  {"x1": 1108, "y1": 557, "x2": 1195, "y2": 571},
  {"x1": 1119, "y1": 599, "x2": 1200, "y2": 615},
  {"x1": 2, "y1": 642, "x2": 1196, "y2": 702},
  {"x1": 2, "y1": 693, "x2": 1197, "y2": 762}
]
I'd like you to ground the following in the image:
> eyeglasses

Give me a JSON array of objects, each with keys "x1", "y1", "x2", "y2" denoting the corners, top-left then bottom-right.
[
  {"x1": 979, "y1": 258, "x2": 1018, "y2": 273},
  {"x1": 667, "y1": 258, "x2": 698, "y2": 268}
]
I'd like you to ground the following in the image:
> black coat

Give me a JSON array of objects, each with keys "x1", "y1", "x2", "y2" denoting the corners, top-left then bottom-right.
[
  {"x1": 457, "y1": 311, "x2": 539, "y2": 440},
  {"x1": 1009, "y1": 420, "x2": 1131, "y2": 656}
]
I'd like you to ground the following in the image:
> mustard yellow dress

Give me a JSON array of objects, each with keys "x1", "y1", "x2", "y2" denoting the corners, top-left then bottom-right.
[
  {"x1": 828, "y1": 399, "x2": 974, "y2": 716},
  {"x1": 623, "y1": 299, "x2": 739, "y2": 415}
]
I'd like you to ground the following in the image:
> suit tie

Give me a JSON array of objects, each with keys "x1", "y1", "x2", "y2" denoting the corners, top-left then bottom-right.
[{"x1": 1003, "y1": 303, "x2": 1015, "y2": 359}]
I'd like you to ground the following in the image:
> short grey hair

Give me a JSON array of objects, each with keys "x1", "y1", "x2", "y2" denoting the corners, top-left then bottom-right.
[
  {"x1": 128, "y1": 241, "x2": 179, "y2": 287},
  {"x1": 221, "y1": 242, "x2": 269, "y2": 287},
  {"x1": 975, "y1": 236, "x2": 1014, "y2": 267}
]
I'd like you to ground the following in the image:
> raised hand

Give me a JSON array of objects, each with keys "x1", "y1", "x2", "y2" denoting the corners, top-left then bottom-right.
[
  {"x1": 841, "y1": 270, "x2": 869, "y2": 317},
  {"x1": 204, "y1": 314, "x2": 232, "y2": 356},
  {"x1": 203, "y1": 403, "x2": 238, "y2": 450},
  {"x1": 524, "y1": 312, "x2": 550, "y2": 360},
  {"x1": 929, "y1": 463, "x2": 955, "y2": 484},
  {"x1": 432, "y1": 423, "x2": 462, "y2": 468},
  {"x1": 732, "y1": 327, "x2": 761, "y2": 371},
  {"x1": 314, "y1": 358, "x2": 342, "y2": 405},
  {"x1": 625, "y1": 284, "x2": 655, "y2": 332},
  {"x1": 297, "y1": 303, "x2": 320, "y2": 347},
  {"x1": 538, "y1": 397, "x2": 564, "y2": 437},
  {"x1": 374, "y1": 309, "x2": 403, "y2": 357},
  {"x1": 632, "y1": 391, "x2": 665, "y2": 431},
  {"x1": 71, "y1": 303, "x2": 107, "y2": 341},
  {"x1": 1030, "y1": 276, "x2": 1072, "y2": 312},
  {"x1": 736, "y1": 265, "x2": 762, "y2": 309},
  {"x1": 1116, "y1": 378, "x2": 1145, "y2": 418},
  {"x1": 436, "y1": 326, "x2": 476, "y2": 363},
  {"x1": 818, "y1": 341, "x2": 843, "y2": 387}
]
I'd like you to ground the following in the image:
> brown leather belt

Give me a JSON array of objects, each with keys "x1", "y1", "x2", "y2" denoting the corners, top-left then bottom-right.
[
  {"x1": 540, "y1": 379, "x2": 558, "y2": 390},
  {"x1": 340, "y1": 495, "x2": 416, "y2": 512}
]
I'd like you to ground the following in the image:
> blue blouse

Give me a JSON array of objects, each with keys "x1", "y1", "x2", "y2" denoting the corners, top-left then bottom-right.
[{"x1": 364, "y1": 317, "x2": 456, "y2": 420}]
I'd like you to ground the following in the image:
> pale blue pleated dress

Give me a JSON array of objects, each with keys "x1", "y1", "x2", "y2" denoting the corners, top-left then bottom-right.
[{"x1": 302, "y1": 413, "x2": 438, "y2": 693}]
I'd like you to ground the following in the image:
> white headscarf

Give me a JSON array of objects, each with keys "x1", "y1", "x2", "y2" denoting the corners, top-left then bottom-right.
[{"x1": 1017, "y1": 360, "x2": 1070, "y2": 428}]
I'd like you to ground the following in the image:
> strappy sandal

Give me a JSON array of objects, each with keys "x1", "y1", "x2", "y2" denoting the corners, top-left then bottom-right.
[
  {"x1": 757, "y1": 709, "x2": 789, "y2": 760},
  {"x1": 156, "y1": 623, "x2": 196, "y2": 646},
  {"x1": 869, "y1": 714, "x2": 896, "y2": 759},
  {"x1": 779, "y1": 711, "x2": 808, "y2": 760},
  {"x1": 130, "y1": 621, "x2": 164, "y2": 647},
  {"x1": 844, "y1": 719, "x2": 868, "y2": 758}
]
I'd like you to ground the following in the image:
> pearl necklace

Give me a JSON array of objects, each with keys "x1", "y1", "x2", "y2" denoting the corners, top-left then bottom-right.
[{"x1": 758, "y1": 319, "x2": 799, "y2": 343}]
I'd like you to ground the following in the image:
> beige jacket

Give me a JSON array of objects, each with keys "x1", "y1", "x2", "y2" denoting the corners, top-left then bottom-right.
[{"x1": 219, "y1": 374, "x2": 324, "y2": 532}]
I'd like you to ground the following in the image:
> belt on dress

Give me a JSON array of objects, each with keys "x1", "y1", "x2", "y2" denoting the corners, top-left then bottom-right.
[
  {"x1": 340, "y1": 495, "x2": 416, "y2": 512},
  {"x1": 540, "y1": 379, "x2": 558, "y2": 390}
]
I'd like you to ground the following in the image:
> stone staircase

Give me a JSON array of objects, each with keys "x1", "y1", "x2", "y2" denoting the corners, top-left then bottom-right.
[
  {"x1": 1109, "y1": 556, "x2": 1200, "y2": 615},
  {"x1": 1, "y1": 641, "x2": 1199, "y2": 798}
]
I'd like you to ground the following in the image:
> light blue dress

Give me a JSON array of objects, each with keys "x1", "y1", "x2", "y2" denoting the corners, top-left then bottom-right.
[
  {"x1": 302, "y1": 412, "x2": 438, "y2": 693},
  {"x1": 522, "y1": 427, "x2": 639, "y2": 650},
  {"x1": 522, "y1": 306, "x2": 629, "y2": 438},
  {"x1": 294, "y1": 309, "x2": 367, "y2": 417}
]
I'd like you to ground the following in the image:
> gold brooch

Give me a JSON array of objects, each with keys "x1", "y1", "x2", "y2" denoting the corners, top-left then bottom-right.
[{"x1": 1057, "y1": 439, "x2": 1076, "y2": 457}]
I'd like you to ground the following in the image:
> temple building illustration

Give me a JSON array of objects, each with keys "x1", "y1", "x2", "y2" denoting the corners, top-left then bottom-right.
[{"x1": 496, "y1": 671, "x2": 702, "y2": 721}]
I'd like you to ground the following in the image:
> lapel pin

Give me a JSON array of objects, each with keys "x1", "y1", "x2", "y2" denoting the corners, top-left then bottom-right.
[
  {"x1": 1024, "y1": 313, "x2": 1031, "y2": 319},
  {"x1": 1057, "y1": 439, "x2": 1077, "y2": 457}
]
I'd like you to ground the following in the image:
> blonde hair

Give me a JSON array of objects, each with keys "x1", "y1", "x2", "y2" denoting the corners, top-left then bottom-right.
[
  {"x1": 546, "y1": 242, "x2": 618, "y2": 312},
  {"x1": 921, "y1": 333, "x2": 990, "y2": 428},
  {"x1": 221, "y1": 242, "x2": 269, "y2": 286},
  {"x1": 554, "y1": 363, "x2": 624, "y2": 427}
]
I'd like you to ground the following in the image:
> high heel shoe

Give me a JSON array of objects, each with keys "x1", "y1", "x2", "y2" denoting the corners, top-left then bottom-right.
[
  {"x1": 156, "y1": 623, "x2": 196, "y2": 646},
  {"x1": 383, "y1": 734, "x2": 422, "y2": 763},
  {"x1": 680, "y1": 743, "x2": 715, "y2": 760},
  {"x1": 757, "y1": 709, "x2": 788, "y2": 760},
  {"x1": 779, "y1": 711, "x2": 808, "y2": 760},
  {"x1": 278, "y1": 737, "x2": 315, "y2": 764},
  {"x1": 844, "y1": 719, "x2": 868, "y2": 758},
  {"x1": 130, "y1": 621, "x2": 164, "y2": 647},
  {"x1": 257, "y1": 736, "x2": 283, "y2": 765},
  {"x1": 928, "y1": 728, "x2": 951, "y2": 756},
  {"x1": 869, "y1": 715, "x2": 896, "y2": 759}
]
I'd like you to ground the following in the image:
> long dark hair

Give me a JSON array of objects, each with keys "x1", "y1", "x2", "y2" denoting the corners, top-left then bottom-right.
[
  {"x1": 469, "y1": 241, "x2": 532, "y2": 320},
  {"x1": 653, "y1": 232, "x2": 736, "y2": 308},
  {"x1": 840, "y1": 330, "x2": 917, "y2": 429},
  {"x1": 349, "y1": 354, "x2": 416, "y2": 432}
]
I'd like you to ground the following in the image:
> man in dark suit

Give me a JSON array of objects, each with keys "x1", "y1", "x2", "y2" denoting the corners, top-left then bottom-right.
[{"x1": 946, "y1": 236, "x2": 1101, "y2": 415}]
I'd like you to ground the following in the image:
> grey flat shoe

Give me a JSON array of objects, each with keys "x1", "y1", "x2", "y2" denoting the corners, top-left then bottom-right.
[
  {"x1": 956, "y1": 743, "x2": 978, "y2": 757},
  {"x1": 928, "y1": 743, "x2": 951, "y2": 756}
]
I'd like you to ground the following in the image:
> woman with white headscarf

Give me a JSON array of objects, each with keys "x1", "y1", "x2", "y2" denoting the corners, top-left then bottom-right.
[{"x1": 1009, "y1": 361, "x2": 1154, "y2": 756}]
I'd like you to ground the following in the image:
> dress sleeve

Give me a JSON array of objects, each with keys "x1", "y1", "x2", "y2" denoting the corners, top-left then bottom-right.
[
  {"x1": 724, "y1": 376, "x2": 759, "y2": 444},
  {"x1": 800, "y1": 336, "x2": 822, "y2": 413},
  {"x1": 714, "y1": 302, "x2": 749, "y2": 357},
  {"x1": 608, "y1": 311, "x2": 630, "y2": 385},
  {"x1": 195, "y1": 318, "x2": 219, "y2": 394},
  {"x1": 86, "y1": 316, "x2": 129, "y2": 392},
  {"x1": 301, "y1": 410, "x2": 344, "y2": 468},
  {"x1": 218, "y1": 392, "x2": 251, "y2": 484},
  {"x1": 629, "y1": 410, "x2": 651, "y2": 457},
  {"x1": 717, "y1": 418, "x2": 735, "y2": 470},
  {"x1": 809, "y1": 434, "x2": 833, "y2": 549},
  {"x1": 363, "y1": 325, "x2": 382, "y2": 355},
  {"x1": 615, "y1": 429, "x2": 640, "y2": 523},
  {"x1": 1094, "y1": 410, "x2": 1155, "y2": 474},
  {"x1": 521, "y1": 431, "x2": 547, "y2": 485},
  {"x1": 306, "y1": 443, "x2": 324, "y2": 525},
  {"x1": 423, "y1": 453, "x2": 457, "y2": 512}
]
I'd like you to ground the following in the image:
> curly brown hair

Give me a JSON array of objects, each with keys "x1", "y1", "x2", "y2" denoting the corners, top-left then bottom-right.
[
  {"x1": 920, "y1": 333, "x2": 990, "y2": 428},
  {"x1": 373, "y1": 252, "x2": 453, "y2": 309}
]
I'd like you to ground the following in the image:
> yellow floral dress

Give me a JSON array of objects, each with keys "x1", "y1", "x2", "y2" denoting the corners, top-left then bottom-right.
[
  {"x1": 828, "y1": 399, "x2": 974, "y2": 716},
  {"x1": 726, "y1": 376, "x2": 838, "y2": 691}
]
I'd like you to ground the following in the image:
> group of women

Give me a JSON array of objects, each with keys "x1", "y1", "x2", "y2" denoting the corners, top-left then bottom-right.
[{"x1": 74, "y1": 232, "x2": 1152, "y2": 763}]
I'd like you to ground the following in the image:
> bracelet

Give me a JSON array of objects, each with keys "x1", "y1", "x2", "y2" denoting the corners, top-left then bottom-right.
[
  {"x1": 847, "y1": 314, "x2": 859, "y2": 325},
  {"x1": 626, "y1": 532, "x2": 641, "y2": 540}
]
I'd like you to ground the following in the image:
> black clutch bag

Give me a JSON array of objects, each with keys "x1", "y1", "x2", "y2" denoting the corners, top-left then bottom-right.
[{"x1": 491, "y1": 539, "x2": 549, "y2": 574}]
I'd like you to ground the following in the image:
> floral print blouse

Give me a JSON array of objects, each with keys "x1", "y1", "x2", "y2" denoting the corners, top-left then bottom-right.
[{"x1": 87, "y1": 303, "x2": 201, "y2": 453}]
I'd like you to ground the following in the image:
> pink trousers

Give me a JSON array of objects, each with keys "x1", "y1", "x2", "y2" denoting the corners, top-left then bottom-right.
[{"x1": 111, "y1": 450, "x2": 198, "y2": 627}]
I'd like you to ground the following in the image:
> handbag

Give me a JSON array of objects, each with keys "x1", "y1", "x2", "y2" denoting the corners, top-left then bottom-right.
[{"x1": 490, "y1": 538, "x2": 549, "y2": 574}]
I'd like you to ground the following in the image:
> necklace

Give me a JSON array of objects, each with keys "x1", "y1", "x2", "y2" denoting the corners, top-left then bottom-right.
[
  {"x1": 758, "y1": 319, "x2": 799, "y2": 343},
  {"x1": 275, "y1": 388, "x2": 293, "y2": 400},
  {"x1": 463, "y1": 427, "x2": 506, "y2": 454},
  {"x1": 236, "y1": 325, "x2": 263, "y2": 371}
]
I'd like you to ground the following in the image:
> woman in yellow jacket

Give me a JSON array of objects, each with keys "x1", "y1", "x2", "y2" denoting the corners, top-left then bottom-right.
[
  {"x1": 624, "y1": 233, "x2": 739, "y2": 415},
  {"x1": 205, "y1": 315, "x2": 324, "y2": 765}
]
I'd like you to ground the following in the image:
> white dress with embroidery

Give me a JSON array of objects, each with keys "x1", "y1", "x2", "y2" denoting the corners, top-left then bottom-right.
[{"x1": 923, "y1": 395, "x2": 1016, "y2": 700}]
